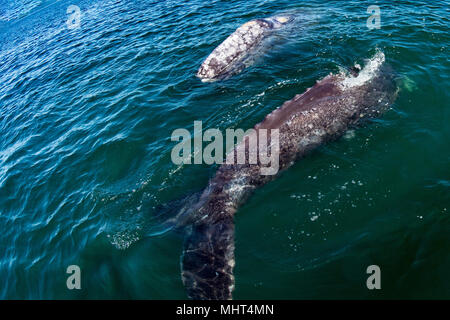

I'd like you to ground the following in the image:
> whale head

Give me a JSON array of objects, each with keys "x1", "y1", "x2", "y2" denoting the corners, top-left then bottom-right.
[
  {"x1": 335, "y1": 51, "x2": 398, "y2": 119},
  {"x1": 266, "y1": 15, "x2": 293, "y2": 28},
  {"x1": 273, "y1": 16, "x2": 291, "y2": 24},
  {"x1": 340, "y1": 51, "x2": 387, "y2": 89}
]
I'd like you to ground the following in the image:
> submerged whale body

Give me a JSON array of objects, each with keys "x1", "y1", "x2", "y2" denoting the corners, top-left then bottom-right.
[
  {"x1": 182, "y1": 52, "x2": 398, "y2": 299},
  {"x1": 197, "y1": 16, "x2": 291, "y2": 82}
]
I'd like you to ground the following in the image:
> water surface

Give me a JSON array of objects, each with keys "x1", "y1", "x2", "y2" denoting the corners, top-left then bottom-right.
[{"x1": 0, "y1": 0, "x2": 449, "y2": 299}]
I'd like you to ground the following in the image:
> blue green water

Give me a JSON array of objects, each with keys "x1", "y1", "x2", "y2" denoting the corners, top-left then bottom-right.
[{"x1": 0, "y1": 0, "x2": 449, "y2": 299}]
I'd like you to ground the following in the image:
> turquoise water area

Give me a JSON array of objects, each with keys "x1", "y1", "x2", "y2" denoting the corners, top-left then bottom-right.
[{"x1": 0, "y1": 0, "x2": 449, "y2": 299}]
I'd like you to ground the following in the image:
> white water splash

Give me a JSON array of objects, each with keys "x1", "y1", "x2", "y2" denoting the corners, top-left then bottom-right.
[
  {"x1": 340, "y1": 51, "x2": 386, "y2": 89},
  {"x1": 108, "y1": 229, "x2": 141, "y2": 250}
]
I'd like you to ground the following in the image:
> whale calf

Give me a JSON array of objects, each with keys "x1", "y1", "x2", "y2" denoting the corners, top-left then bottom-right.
[
  {"x1": 182, "y1": 52, "x2": 398, "y2": 299},
  {"x1": 197, "y1": 16, "x2": 291, "y2": 82}
]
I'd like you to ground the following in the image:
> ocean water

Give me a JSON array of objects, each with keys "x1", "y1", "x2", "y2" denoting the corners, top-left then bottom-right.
[{"x1": 0, "y1": 0, "x2": 449, "y2": 299}]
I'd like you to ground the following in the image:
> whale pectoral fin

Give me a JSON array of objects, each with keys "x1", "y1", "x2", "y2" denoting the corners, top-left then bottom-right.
[
  {"x1": 181, "y1": 217, "x2": 235, "y2": 300},
  {"x1": 146, "y1": 192, "x2": 202, "y2": 237}
]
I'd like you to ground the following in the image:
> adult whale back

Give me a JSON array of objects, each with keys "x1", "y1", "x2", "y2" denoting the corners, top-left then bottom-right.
[
  {"x1": 182, "y1": 52, "x2": 398, "y2": 299},
  {"x1": 197, "y1": 15, "x2": 291, "y2": 82}
]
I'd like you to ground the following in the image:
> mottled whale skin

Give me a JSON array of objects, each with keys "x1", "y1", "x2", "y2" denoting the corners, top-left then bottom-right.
[
  {"x1": 197, "y1": 16, "x2": 290, "y2": 82},
  {"x1": 182, "y1": 52, "x2": 397, "y2": 299}
]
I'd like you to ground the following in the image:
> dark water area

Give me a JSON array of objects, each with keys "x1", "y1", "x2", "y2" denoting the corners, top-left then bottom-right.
[{"x1": 0, "y1": 0, "x2": 449, "y2": 298}]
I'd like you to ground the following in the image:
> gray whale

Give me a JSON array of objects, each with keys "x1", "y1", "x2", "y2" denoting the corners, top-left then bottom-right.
[
  {"x1": 182, "y1": 52, "x2": 398, "y2": 299},
  {"x1": 197, "y1": 16, "x2": 291, "y2": 82}
]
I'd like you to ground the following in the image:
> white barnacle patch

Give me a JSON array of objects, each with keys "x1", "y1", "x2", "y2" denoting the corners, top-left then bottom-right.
[
  {"x1": 226, "y1": 181, "x2": 251, "y2": 201},
  {"x1": 298, "y1": 137, "x2": 311, "y2": 148},
  {"x1": 312, "y1": 129, "x2": 326, "y2": 137}
]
